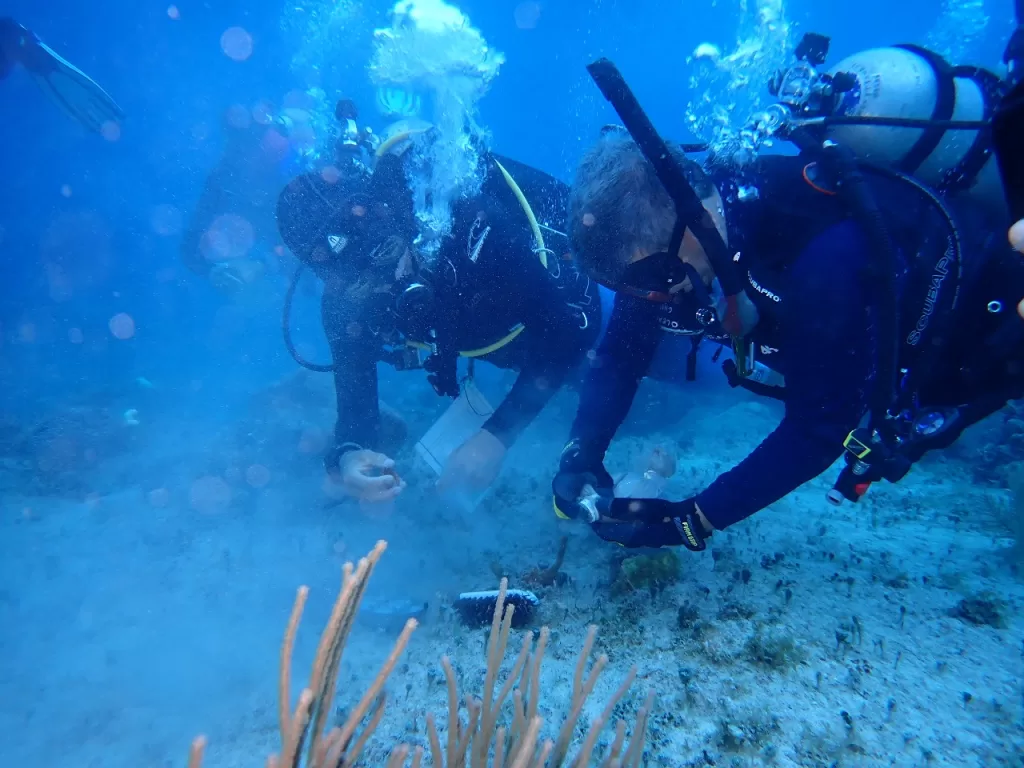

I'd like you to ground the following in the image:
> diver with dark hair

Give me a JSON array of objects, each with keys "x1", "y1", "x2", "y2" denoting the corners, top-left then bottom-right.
[
  {"x1": 550, "y1": 52, "x2": 1024, "y2": 552},
  {"x1": 276, "y1": 133, "x2": 600, "y2": 502},
  {"x1": 0, "y1": 17, "x2": 123, "y2": 133}
]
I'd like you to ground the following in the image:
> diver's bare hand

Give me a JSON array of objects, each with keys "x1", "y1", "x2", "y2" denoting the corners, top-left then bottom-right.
[{"x1": 337, "y1": 450, "x2": 406, "y2": 502}]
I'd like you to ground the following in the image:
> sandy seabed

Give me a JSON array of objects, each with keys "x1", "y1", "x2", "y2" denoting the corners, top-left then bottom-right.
[{"x1": 1, "y1": 371, "x2": 1021, "y2": 768}]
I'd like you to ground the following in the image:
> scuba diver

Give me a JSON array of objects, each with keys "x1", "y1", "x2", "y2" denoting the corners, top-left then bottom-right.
[
  {"x1": 181, "y1": 98, "x2": 377, "y2": 293},
  {"x1": 550, "y1": 34, "x2": 1024, "y2": 551},
  {"x1": 275, "y1": 131, "x2": 601, "y2": 503},
  {"x1": 180, "y1": 112, "x2": 295, "y2": 292},
  {"x1": 0, "y1": 17, "x2": 123, "y2": 133}
]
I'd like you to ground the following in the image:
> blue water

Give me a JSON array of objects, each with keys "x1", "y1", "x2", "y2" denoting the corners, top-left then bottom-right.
[{"x1": 1, "y1": 2, "x2": 1021, "y2": 767}]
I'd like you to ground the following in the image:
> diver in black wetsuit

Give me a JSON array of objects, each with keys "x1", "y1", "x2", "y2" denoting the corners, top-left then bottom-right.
[
  {"x1": 550, "y1": 95, "x2": 1024, "y2": 552},
  {"x1": 179, "y1": 114, "x2": 291, "y2": 292},
  {"x1": 181, "y1": 99, "x2": 380, "y2": 293},
  {"x1": 276, "y1": 138, "x2": 600, "y2": 502},
  {"x1": 0, "y1": 17, "x2": 123, "y2": 133}
]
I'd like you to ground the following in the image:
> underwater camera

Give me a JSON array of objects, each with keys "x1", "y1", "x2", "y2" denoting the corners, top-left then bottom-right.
[{"x1": 766, "y1": 32, "x2": 857, "y2": 120}]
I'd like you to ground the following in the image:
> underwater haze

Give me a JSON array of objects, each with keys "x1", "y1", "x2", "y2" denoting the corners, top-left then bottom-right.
[{"x1": 1, "y1": 1, "x2": 1022, "y2": 767}]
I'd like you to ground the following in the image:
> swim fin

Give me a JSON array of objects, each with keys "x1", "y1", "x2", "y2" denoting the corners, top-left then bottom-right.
[{"x1": 26, "y1": 40, "x2": 124, "y2": 134}]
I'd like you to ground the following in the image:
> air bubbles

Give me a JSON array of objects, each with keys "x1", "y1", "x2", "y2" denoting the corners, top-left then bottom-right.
[
  {"x1": 289, "y1": 124, "x2": 317, "y2": 155},
  {"x1": 108, "y1": 312, "x2": 136, "y2": 340},
  {"x1": 514, "y1": 2, "x2": 542, "y2": 29},
  {"x1": 221, "y1": 26, "x2": 253, "y2": 62}
]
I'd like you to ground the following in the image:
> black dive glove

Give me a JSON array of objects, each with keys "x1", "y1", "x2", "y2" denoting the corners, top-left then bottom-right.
[
  {"x1": 551, "y1": 439, "x2": 613, "y2": 520},
  {"x1": 591, "y1": 497, "x2": 710, "y2": 552}
]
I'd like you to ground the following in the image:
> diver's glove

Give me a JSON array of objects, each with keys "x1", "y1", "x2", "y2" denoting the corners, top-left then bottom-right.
[
  {"x1": 591, "y1": 497, "x2": 710, "y2": 552},
  {"x1": 551, "y1": 439, "x2": 613, "y2": 520}
]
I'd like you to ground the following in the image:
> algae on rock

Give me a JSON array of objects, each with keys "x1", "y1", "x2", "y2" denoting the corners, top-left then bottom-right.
[{"x1": 612, "y1": 550, "x2": 682, "y2": 597}]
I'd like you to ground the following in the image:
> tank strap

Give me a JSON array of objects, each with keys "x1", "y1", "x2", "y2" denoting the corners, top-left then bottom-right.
[
  {"x1": 939, "y1": 66, "x2": 1003, "y2": 194},
  {"x1": 893, "y1": 44, "x2": 956, "y2": 175}
]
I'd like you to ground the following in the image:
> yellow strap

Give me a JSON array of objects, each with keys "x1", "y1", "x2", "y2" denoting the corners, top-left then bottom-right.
[
  {"x1": 460, "y1": 324, "x2": 525, "y2": 357},
  {"x1": 553, "y1": 496, "x2": 572, "y2": 520},
  {"x1": 398, "y1": 157, "x2": 547, "y2": 359},
  {"x1": 448, "y1": 160, "x2": 548, "y2": 356},
  {"x1": 493, "y1": 159, "x2": 548, "y2": 269},
  {"x1": 406, "y1": 323, "x2": 525, "y2": 358}
]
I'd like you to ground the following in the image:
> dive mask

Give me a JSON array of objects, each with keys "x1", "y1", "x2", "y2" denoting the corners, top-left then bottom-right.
[{"x1": 595, "y1": 252, "x2": 726, "y2": 337}]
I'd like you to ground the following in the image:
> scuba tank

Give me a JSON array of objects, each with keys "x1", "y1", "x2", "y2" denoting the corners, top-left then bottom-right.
[
  {"x1": 735, "y1": 33, "x2": 1006, "y2": 214},
  {"x1": 824, "y1": 46, "x2": 1004, "y2": 210}
]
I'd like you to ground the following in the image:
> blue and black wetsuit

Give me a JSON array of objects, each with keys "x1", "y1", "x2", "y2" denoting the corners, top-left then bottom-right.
[
  {"x1": 314, "y1": 154, "x2": 601, "y2": 460},
  {"x1": 568, "y1": 155, "x2": 1022, "y2": 529}
]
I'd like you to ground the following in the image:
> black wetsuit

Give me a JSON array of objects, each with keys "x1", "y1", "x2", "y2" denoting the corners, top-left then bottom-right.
[
  {"x1": 569, "y1": 155, "x2": 1023, "y2": 529},
  {"x1": 180, "y1": 121, "x2": 286, "y2": 278},
  {"x1": 318, "y1": 154, "x2": 601, "y2": 458}
]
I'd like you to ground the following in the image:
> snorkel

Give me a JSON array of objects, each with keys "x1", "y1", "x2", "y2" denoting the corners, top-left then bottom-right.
[{"x1": 585, "y1": 58, "x2": 758, "y2": 339}]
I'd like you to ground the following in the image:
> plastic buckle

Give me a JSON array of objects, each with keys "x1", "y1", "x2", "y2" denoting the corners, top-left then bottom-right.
[{"x1": 842, "y1": 430, "x2": 873, "y2": 461}]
